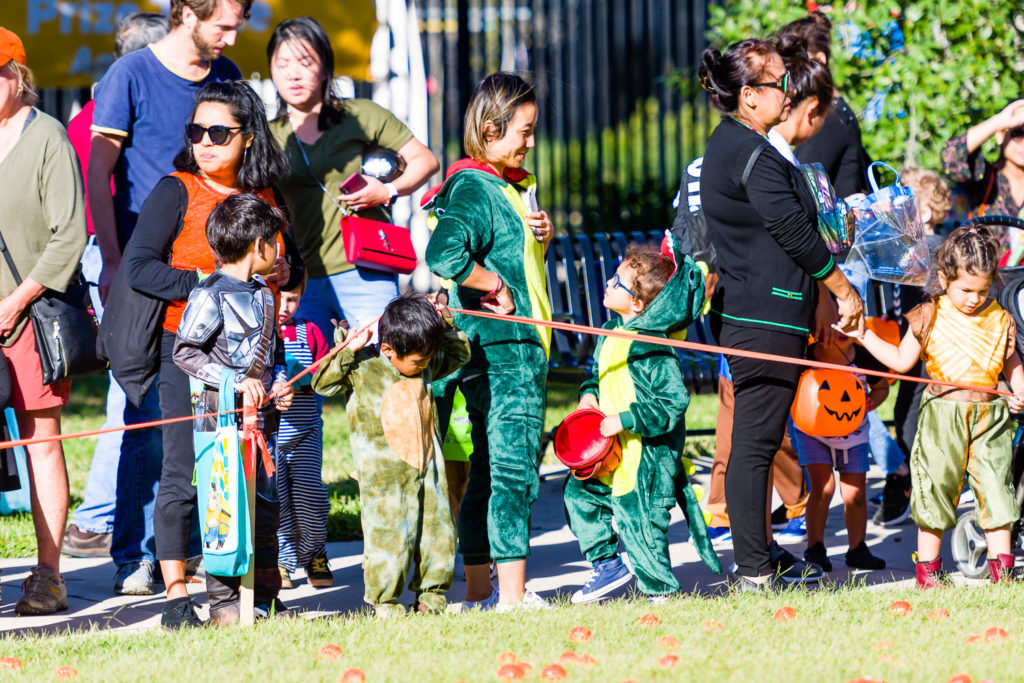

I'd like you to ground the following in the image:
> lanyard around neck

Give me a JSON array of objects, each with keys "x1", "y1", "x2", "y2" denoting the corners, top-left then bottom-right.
[
  {"x1": 287, "y1": 118, "x2": 351, "y2": 216},
  {"x1": 730, "y1": 116, "x2": 769, "y2": 140}
]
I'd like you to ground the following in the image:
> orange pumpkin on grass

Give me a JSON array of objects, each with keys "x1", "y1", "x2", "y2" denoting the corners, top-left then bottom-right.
[
  {"x1": 889, "y1": 600, "x2": 912, "y2": 616},
  {"x1": 791, "y1": 369, "x2": 867, "y2": 437}
]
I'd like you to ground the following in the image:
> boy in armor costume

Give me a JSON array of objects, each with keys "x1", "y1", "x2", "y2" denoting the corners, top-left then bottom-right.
[
  {"x1": 313, "y1": 294, "x2": 470, "y2": 617},
  {"x1": 173, "y1": 194, "x2": 295, "y2": 623}
]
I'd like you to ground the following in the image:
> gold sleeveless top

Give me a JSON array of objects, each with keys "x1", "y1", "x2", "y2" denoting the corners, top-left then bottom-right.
[{"x1": 907, "y1": 295, "x2": 1013, "y2": 390}]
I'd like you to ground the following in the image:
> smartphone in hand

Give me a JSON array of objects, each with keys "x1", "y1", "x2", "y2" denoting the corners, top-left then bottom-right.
[{"x1": 340, "y1": 173, "x2": 368, "y2": 195}]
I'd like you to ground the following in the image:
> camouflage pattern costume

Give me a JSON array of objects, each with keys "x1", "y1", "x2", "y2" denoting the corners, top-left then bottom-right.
[
  {"x1": 312, "y1": 319, "x2": 470, "y2": 616},
  {"x1": 564, "y1": 238, "x2": 720, "y2": 594}
]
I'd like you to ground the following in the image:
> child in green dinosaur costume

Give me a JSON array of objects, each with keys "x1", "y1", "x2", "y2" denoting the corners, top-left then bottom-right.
[
  {"x1": 311, "y1": 294, "x2": 470, "y2": 617},
  {"x1": 564, "y1": 238, "x2": 720, "y2": 603},
  {"x1": 423, "y1": 72, "x2": 554, "y2": 609}
]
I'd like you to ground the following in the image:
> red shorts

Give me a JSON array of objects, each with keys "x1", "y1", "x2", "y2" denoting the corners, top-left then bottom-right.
[{"x1": 1, "y1": 322, "x2": 70, "y2": 412}]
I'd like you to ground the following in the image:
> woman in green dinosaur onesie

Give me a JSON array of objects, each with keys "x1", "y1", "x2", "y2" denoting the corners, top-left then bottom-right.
[{"x1": 424, "y1": 72, "x2": 554, "y2": 610}]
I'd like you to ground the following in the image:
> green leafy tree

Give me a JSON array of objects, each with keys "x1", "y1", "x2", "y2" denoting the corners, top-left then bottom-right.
[{"x1": 700, "y1": 1, "x2": 1024, "y2": 171}]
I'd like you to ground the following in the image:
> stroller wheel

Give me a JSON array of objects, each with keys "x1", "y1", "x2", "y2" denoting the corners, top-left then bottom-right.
[{"x1": 951, "y1": 509, "x2": 990, "y2": 580}]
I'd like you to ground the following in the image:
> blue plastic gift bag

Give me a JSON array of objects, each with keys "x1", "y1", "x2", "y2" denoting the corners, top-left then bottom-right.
[
  {"x1": 0, "y1": 407, "x2": 31, "y2": 515},
  {"x1": 193, "y1": 373, "x2": 252, "y2": 577},
  {"x1": 845, "y1": 162, "x2": 931, "y2": 286}
]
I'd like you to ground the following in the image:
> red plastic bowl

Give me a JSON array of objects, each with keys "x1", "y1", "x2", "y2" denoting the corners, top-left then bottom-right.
[{"x1": 554, "y1": 408, "x2": 623, "y2": 480}]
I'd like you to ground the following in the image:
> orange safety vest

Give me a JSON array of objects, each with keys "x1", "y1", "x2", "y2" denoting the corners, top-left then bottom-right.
[{"x1": 162, "y1": 172, "x2": 283, "y2": 333}]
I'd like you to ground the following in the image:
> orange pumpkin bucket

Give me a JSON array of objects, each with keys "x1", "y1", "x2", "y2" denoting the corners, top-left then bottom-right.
[
  {"x1": 790, "y1": 368, "x2": 867, "y2": 438},
  {"x1": 553, "y1": 408, "x2": 623, "y2": 480}
]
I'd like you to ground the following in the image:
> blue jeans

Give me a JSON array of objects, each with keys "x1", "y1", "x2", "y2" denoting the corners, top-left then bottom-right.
[
  {"x1": 867, "y1": 411, "x2": 906, "y2": 475},
  {"x1": 298, "y1": 267, "x2": 399, "y2": 341},
  {"x1": 74, "y1": 240, "x2": 161, "y2": 564},
  {"x1": 71, "y1": 241, "x2": 120, "y2": 534},
  {"x1": 111, "y1": 388, "x2": 162, "y2": 565},
  {"x1": 839, "y1": 261, "x2": 908, "y2": 474}
]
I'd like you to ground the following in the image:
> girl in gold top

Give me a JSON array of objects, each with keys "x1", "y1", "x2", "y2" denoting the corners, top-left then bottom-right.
[{"x1": 849, "y1": 226, "x2": 1024, "y2": 587}]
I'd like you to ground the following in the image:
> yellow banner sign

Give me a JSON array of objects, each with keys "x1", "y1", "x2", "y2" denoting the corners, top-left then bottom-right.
[{"x1": 8, "y1": 0, "x2": 375, "y2": 88}]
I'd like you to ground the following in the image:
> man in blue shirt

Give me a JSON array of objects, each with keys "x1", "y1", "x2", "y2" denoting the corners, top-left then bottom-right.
[{"x1": 84, "y1": 0, "x2": 250, "y2": 623}]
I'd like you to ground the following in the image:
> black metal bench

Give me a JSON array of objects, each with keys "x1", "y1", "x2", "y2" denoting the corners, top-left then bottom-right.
[{"x1": 544, "y1": 231, "x2": 719, "y2": 394}]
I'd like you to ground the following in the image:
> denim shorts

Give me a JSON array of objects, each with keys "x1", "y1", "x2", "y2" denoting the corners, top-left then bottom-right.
[{"x1": 788, "y1": 420, "x2": 871, "y2": 474}]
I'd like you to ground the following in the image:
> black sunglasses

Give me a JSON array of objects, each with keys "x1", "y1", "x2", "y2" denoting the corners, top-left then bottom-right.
[
  {"x1": 751, "y1": 70, "x2": 791, "y2": 93},
  {"x1": 186, "y1": 123, "x2": 242, "y2": 145}
]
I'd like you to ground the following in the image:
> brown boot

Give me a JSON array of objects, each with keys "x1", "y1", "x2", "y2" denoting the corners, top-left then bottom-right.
[
  {"x1": 988, "y1": 553, "x2": 1016, "y2": 583},
  {"x1": 914, "y1": 555, "x2": 946, "y2": 589}
]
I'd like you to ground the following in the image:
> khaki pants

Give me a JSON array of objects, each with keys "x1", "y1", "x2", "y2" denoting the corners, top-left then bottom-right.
[{"x1": 706, "y1": 377, "x2": 808, "y2": 528}]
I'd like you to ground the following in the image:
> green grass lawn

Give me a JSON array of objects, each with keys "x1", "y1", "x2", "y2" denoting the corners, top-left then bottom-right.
[{"x1": 2, "y1": 585, "x2": 1023, "y2": 681}]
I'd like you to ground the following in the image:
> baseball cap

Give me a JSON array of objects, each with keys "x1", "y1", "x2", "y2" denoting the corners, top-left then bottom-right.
[{"x1": 0, "y1": 27, "x2": 26, "y2": 68}]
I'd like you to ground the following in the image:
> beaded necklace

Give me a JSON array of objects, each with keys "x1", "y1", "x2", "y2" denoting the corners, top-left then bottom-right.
[{"x1": 730, "y1": 116, "x2": 769, "y2": 140}]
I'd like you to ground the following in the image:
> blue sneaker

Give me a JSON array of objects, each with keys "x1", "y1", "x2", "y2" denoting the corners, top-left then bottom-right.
[
  {"x1": 706, "y1": 526, "x2": 732, "y2": 546},
  {"x1": 774, "y1": 515, "x2": 807, "y2": 543},
  {"x1": 570, "y1": 557, "x2": 633, "y2": 604}
]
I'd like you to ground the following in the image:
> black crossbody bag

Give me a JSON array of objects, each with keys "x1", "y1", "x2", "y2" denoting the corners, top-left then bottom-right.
[{"x1": 0, "y1": 231, "x2": 108, "y2": 384}]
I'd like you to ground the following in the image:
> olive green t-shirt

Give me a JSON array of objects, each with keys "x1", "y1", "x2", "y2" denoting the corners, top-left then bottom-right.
[{"x1": 269, "y1": 99, "x2": 414, "y2": 278}]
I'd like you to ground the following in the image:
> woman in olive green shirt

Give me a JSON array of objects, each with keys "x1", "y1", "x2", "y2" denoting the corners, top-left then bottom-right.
[{"x1": 266, "y1": 17, "x2": 438, "y2": 339}]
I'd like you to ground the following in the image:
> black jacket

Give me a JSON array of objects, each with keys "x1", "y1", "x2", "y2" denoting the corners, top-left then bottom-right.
[
  {"x1": 700, "y1": 118, "x2": 835, "y2": 337},
  {"x1": 99, "y1": 176, "x2": 305, "y2": 407}
]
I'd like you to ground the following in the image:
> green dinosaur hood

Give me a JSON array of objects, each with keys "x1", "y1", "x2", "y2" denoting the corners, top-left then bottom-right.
[{"x1": 620, "y1": 232, "x2": 705, "y2": 336}]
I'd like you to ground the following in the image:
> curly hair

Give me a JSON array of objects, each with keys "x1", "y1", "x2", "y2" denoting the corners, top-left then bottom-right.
[
  {"x1": 901, "y1": 167, "x2": 952, "y2": 228},
  {"x1": 934, "y1": 225, "x2": 1001, "y2": 284},
  {"x1": 622, "y1": 243, "x2": 674, "y2": 307}
]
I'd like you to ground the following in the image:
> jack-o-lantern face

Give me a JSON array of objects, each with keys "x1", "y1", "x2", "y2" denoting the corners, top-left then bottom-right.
[{"x1": 790, "y1": 369, "x2": 866, "y2": 437}]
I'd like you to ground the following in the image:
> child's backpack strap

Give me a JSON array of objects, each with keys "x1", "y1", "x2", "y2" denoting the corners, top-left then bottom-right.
[{"x1": 241, "y1": 284, "x2": 278, "y2": 380}]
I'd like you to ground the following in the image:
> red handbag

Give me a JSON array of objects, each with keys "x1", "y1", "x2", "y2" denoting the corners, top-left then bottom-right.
[{"x1": 340, "y1": 215, "x2": 417, "y2": 275}]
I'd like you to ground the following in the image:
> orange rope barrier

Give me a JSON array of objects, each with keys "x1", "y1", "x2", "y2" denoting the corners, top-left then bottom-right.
[
  {"x1": 0, "y1": 306, "x2": 1012, "y2": 452},
  {"x1": 0, "y1": 316, "x2": 379, "y2": 451},
  {"x1": 449, "y1": 307, "x2": 1014, "y2": 397}
]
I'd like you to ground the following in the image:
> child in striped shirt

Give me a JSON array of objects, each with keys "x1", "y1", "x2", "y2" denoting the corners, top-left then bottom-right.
[{"x1": 275, "y1": 276, "x2": 332, "y2": 588}]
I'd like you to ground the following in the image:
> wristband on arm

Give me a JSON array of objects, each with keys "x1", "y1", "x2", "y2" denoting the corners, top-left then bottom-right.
[{"x1": 488, "y1": 273, "x2": 503, "y2": 297}]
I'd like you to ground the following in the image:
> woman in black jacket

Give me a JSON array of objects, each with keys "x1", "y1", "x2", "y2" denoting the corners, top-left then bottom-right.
[{"x1": 698, "y1": 38, "x2": 864, "y2": 591}]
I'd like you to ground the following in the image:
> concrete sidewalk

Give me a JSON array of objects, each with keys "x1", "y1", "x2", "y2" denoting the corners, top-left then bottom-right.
[{"x1": 0, "y1": 457, "x2": 975, "y2": 638}]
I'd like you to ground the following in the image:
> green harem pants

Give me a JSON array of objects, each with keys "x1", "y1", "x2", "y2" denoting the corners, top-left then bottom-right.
[
  {"x1": 458, "y1": 366, "x2": 547, "y2": 565},
  {"x1": 355, "y1": 446, "x2": 455, "y2": 615},
  {"x1": 562, "y1": 451, "x2": 680, "y2": 595},
  {"x1": 910, "y1": 394, "x2": 1020, "y2": 532}
]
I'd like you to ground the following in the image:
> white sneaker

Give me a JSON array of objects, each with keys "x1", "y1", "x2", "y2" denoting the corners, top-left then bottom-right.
[
  {"x1": 463, "y1": 585, "x2": 500, "y2": 611},
  {"x1": 495, "y1": 590, "x2": 550, "y2": 613}
]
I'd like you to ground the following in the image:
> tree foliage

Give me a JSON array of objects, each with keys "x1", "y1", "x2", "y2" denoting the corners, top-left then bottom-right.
[{"x1": 701, "y1": 1, "x2": 1024, "y2": 170}]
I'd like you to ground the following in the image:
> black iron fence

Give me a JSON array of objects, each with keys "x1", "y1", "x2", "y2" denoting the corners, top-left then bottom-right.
[
  {"x1": 419, "y1": 0, "x2": 712, "y2": 235},
  {"x1": 35, "y1": 0, "x2": 712, "y2": 238}
]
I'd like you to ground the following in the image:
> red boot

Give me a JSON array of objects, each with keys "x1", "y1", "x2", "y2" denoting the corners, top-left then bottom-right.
[
  {"x1": 914, "y1": 555, "x2": 945, "y2": 589},
  {"x1": 988, "y1": 554, "x2": 1016, "y2": 583}
]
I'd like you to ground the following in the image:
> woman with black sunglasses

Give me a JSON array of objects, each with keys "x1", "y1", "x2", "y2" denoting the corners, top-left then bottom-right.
[
  {"x1": 698, "y1": 38, "x2": 863, "y2": 592},
  {"x1": 116, "y1": 79, "x2": 304, "y2": 626}
]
